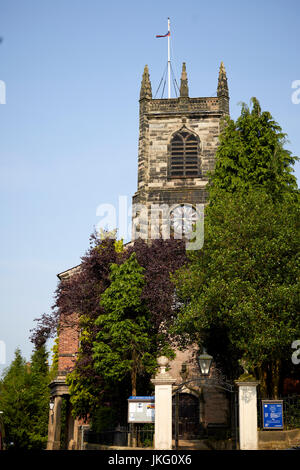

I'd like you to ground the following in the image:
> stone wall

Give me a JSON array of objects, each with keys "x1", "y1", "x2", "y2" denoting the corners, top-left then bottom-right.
[
  {"x1": 134, "y1": 98, "x2": 223, "y2": 199},
  {"x1": 133, "y1": 94, "x2": 227, "y2": 240},
  {"x1": 258, "y1": 429, "x2": 300, "y2": 450}
]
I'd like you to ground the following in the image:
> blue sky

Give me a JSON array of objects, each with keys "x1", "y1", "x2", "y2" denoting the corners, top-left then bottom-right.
[{"x1": 0, "y1": 0, "x2": 299, "y2": 372}]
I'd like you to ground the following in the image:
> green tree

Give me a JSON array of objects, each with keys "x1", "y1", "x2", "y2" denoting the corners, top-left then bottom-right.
[
  {"x1": 173, "y1": 98, "x2": 300, "y2": 398},
  {"x1": 27, "y1": 346, "x2": 50, "y2": 448},
  {"x1": 209, "y1": 97, "x2": 298, "y2": 202},
  {"x1": 92, "y1": 253, "x2": 158, "y2": 396},
  {"x1": 174, "y1": 190, "x2": 300, "y2": 397},
  {"x1": 64, "y1": 236, "x2": 182, "y2": 421},
  {"x1": 0, "y1": 349, "x2": 27, "y2": 449},
  {"x1": 0, "y1": 347, "x2": 50, "y2": 449}
]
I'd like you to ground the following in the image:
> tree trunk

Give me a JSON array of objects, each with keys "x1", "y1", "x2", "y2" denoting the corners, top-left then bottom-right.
[
  {"x1": 131, "y1": 348, "x2": 137, "y2": 396},
  {"x1": 130, "y1": 348, "x2": 138, "y2": 449},
  {"x1": 270, "y1": 360, "x2": 281, "y2": 399},
  {"x1": 257, "y1": 365, "x2": 268, "y2": 397}
]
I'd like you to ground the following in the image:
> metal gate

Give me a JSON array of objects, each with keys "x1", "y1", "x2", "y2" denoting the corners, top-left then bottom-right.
[
  {"x1": 172, "y1": 393, "x2": 200, "y2": 439},
  {"x1": 172, "y1": 373, "x2": 239, "y2": 449}
]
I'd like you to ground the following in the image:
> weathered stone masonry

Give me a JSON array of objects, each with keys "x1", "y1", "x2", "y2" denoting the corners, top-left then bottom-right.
[{"x1": 132, "y1": 62, "x2": 229, "y2": 239}]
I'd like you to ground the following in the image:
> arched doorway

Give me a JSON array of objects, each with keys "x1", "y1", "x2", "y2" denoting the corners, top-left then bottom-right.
[{"x1": 172, "y1": 393, "x2": 200, "y2": 439}]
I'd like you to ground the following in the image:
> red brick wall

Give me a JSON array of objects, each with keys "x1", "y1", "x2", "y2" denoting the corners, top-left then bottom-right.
[{"x1": 58, "y1": 312, "x2": 79, "y2": 373}]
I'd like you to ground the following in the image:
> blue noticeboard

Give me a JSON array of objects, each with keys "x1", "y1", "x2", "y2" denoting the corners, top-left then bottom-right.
[
  {"x1": 262, "y1": 401, "x2": 284, "y2": 430},
  {"x1": 128, "y1": 397, "x2": 155, "y2": 423},
  {"x1": 128, "y1": 396, "x2": 154, "y2": 400}
]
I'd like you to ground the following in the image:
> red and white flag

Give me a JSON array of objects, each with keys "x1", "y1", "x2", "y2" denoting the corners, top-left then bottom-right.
[{"x1": 156, "y1": 31, "x2": 170, "y2": 38}]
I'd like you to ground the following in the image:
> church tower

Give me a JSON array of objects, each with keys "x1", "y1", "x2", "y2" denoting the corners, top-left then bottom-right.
[{"x1": 132, "y1": 62, "x2": 229, "y2": 240}]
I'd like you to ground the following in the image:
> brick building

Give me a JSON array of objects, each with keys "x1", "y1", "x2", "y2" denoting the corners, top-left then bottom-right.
[{"x1": 46, "y1": 62, "x2": 231, "y2": 449}]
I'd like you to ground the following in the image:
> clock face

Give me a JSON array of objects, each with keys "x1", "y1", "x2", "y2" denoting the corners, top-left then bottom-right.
[{"x1": 170, "y1": 204, "x2": 198, "y2": 235}]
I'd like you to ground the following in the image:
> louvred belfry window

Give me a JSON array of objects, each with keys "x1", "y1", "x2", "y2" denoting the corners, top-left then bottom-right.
[{"x1": 169, "y1": 130, "x2": 200, "y2": 177}]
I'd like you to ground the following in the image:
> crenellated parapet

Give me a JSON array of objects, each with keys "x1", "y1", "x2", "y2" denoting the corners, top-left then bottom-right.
[
  {"x1": 147, "y1": 96, "x2": 222, "y2": 115},
  {"x1": 139, "y1": 61, "x2": 229, "y2": 117}
]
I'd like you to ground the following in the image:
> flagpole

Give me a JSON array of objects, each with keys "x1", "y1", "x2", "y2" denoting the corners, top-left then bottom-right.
[{"x1": 167, "y1": 17, "x2": 171, "y2": 99}]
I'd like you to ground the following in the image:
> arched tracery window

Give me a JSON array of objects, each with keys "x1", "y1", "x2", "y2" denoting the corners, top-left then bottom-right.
[{"x1": 169, "y1": 129, "x2": 200, "y2": 178}]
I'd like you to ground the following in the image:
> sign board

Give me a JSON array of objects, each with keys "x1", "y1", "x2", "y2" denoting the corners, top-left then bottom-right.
[
  {"x1": 128, "y1": 396, "x2": 155, "y2": 423},
  {"x1": 262, "y1": 400, "x2": 284, "y2": 430}
]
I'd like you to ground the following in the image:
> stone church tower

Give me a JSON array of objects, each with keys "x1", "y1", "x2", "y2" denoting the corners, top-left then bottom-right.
[
  {"x1": 132, "y1": 61, "x2": 229, "y2": 240},
  {"x1": 46, "y1": 62, "x2": 230, "y2": 450},
  {"x1": 130, "y1": 62, "x2": 232, "y2": 439}
]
